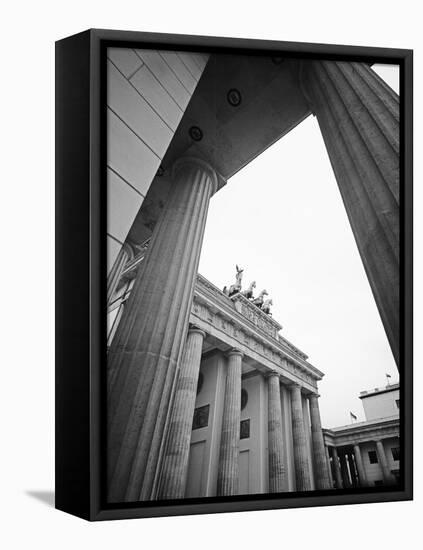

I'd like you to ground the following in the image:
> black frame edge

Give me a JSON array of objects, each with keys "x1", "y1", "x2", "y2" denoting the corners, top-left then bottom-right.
[{"x1": 55, "y1": 29, "x2": 92, "y2": 520}]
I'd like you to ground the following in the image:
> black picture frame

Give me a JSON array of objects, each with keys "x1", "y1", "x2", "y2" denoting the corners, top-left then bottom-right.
[{"x1": 55, "y1": 28, "x2": 413, "y2": 521}]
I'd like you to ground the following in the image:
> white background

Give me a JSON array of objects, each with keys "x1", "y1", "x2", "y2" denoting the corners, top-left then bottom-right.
[{"x1": 0, "y1": 1, "x2": 420, "y2": 548}]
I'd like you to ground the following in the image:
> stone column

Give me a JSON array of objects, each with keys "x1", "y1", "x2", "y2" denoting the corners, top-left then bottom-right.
[
  {"x1": 107, "y1": 242, "x2": 133, "y2": 305},
  {"x1": 331, "y1": 447, "x2": 343, "y2": 488},
  {"x1": 375, "y1": 439, "x2": 395, "y2": 485},
  {"x1": 267, "y1": 372, "x2": 286, "y2": 493},
  {"x1": 107, "y1": 157, "x2": 219, "y2": 503},
  {"x1": 325, "y1": 445, "x2": 334, "y2": 488},
  {"x1": 340, "y1": 452, "x2": 351, "y2": 488},
  {"x1": 157, "y1": 326, "x2": 206, "y2": 499},
  {"x1": 309, "y1": 394, "x2": 332, "y2": 489},
  {"x1": 353, "y1": 444, "x2": 369, "y2": 487},
  {"x1": 289, "y1": 384, "x2": 312, "y2": 491},
  {"x1": 303, "y1": 61, "x2": 399, "y2": 366},
  {"x1": 217, "y1": 349, "x2": 243, "y2": 496},
  {"x1": 347, "y1": 452, "x2": 358, "y2": 487}
]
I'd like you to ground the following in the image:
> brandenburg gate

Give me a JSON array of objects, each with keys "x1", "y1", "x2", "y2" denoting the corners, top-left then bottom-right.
[{"x1": 106, "y1": 52, "x2": 399, "y2": 502}]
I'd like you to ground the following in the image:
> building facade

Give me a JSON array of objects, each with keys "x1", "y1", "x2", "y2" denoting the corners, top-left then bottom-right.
[
  {"x1": 108, "y1": 245, "x2": 331, "y2": 498},
  {"x1": 324, "y1": 384, "x2": 400, "y2": 489}
]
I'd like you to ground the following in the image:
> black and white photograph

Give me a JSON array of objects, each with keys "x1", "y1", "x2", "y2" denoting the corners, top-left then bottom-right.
[
  {"x1": 2, "y1": 0, "x2": 421, "y2": 544},
  {"x1": 105, "y1": 45, "x2": 405, "y2": 504}
]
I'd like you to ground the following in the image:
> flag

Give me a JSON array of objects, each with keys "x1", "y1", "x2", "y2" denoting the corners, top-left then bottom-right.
[{"x1": 350, "y1": 411, "x2": 357, "y2": 422}]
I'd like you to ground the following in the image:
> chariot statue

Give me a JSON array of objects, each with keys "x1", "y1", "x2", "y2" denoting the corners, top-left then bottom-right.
[
  {"x1": 252, "y1": 289, "x2": 268, "y2": 308},
  {"x1": 241, "y1": 280, "x2": 256, "y2": 299},
  {"x1": 225, "y1": 264, "x2": 244, "y2": 297},
  {"x1": 261, "y1": 298, "x2": 273, "y2": 315}
]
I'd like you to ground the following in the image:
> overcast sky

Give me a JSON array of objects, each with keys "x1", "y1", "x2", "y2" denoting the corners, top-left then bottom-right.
[{"x1": 199, "y1": 64, "x2": 399, "y2": 428}]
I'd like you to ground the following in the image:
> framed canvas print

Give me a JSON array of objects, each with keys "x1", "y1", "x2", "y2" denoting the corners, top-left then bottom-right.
[{"x1": 55, "y1": 29, "x2": 413, "y2": 521}]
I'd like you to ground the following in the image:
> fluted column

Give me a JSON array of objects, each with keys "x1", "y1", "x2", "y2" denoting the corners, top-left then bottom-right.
[
  {"x1": 331, "y1": 447, "x2": 343, "y2": 488},
  {"x1": 289, "y1": 384, "x2": 312, "y2": 491},
  {"x1": 217, "y1": 349, "x2": 243, "y2": 496},
  {"x1": 340, "y1": 452, "x2": 351, "y2": 488},
  {"x1": 353, "y1": 444, "x2": 369, "y2": 487},
  {"x1": 348, "y1": 452, "x2": 358, "y2": 487},
  {"x1": 107, "y1": 242, "x2": 133, "y2": 305},
  {"x1": 107, "y1": 157, "x2": 219, "y2": 503},
  {"x1": 309, "y1": 393, "x2": 332, "y2": 489},
  {"x1": 267, "y1": 372, "x2": 286, "y2": 492},
  {"x1": 325, "y1": 445, "x2": 334, "y2": 488},
  {"x1": 375, "y1": 439, "x2": 395, "y2": 485},
  {"x1": 303, "y1": 61, "x2": 399, "y2": 366},
  {"x1": 157, "y1": 326, "x2": 206, "y2": 499}
]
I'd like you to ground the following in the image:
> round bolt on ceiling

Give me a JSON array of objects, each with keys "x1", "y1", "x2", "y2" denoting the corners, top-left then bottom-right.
[
  {"x1": 189, "y1": 126, "x2": 203, "y2": 141},
  {"x1": 227, "y1": 88, "x2": 242, "y2": 107}
]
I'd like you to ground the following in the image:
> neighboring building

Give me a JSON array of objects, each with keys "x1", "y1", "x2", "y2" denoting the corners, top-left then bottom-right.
[
  {"x1": 323, "y1": 384, "x2": 400, "y2": 489},
  {"x1": 108, "y1": 247, "x2": 331, "y2": 497}
]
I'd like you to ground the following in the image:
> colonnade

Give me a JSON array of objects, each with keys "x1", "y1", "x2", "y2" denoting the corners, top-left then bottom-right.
[
  {"x1": 327, "y1": 440, "x2": 396, "y2": 488},
  {"x1": 158, "y1": 332, "x2": 331, "y2": 498}
]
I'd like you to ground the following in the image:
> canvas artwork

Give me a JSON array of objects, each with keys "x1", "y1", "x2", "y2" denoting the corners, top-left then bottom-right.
[
  {"x1": 55, "y1": 30, "x2": 412, "y2": 520},
  {"x1": 105, "y1": 47, "x2": 402, "y2": 503}
]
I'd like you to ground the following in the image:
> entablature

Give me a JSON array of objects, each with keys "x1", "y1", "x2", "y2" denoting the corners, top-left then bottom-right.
[
  {"x1": 323, "y1": 416, "x2": 400, "y2": 447},
  {"x1": 192, "y1": 275, "x2": 324, "y2": 392}
]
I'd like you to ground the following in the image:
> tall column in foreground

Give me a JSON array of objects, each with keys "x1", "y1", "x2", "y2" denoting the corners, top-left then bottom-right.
[
  {"x1": 267, "y1": 372, "x2": 286, "y2": 492},
  {"x1": 289, "y1": 384, "x2": 312, "y2": 491},
  {"x1": 157, "y1": 326, "x2": 206, "y2": 499},
  {"x1": 302, "y1": 61, "x2": 399, "y2": 366},
  {"x1": 107, "y1": 157, "x2": 219, "y2": 502},
  {"x1": 217, "y1": 349, "x2": 243, "y2": 496},
  {"x1": 309, "y1": 394, "x2": 332, "y2": 489},
  {"x1": 353, "y1": 444, "x2": 369, "y2": 487},
  {"x1": 375, "y1": 440, "x2": 396, "y2": 485}
]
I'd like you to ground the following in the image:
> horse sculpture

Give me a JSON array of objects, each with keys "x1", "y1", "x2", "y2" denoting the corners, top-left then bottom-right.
[
  {"x1": 261, "y1": 298, "x2": 273, "y2": 315},
  {"x1": 227, "y1": 264, "x2": 244, "y2": 296},
  {"x1": 241, "y1": 280, "x2": 256, "y2": 299},
  {"x1": 252, "y1": 289, "x2": 268, "y2": 308}
]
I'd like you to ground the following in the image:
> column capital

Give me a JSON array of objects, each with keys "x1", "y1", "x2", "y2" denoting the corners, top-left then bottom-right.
[
  {"x1": 265, "y1": 369, "x2": 280, "y2": 379},
  {"x1": 288, "y1": 382, "x2": 302, "y2": 392},
  {"x1": 308, "y1": 392, "x2": 320, "y2": 400},
  {"x1": 172, "y1": 156, "x2": 220, "y2": 195},
  {"x1": 226, "y1": 348, "x2": 244, "y2": 359},
  {"x1": 122, "y1": 241, "x2": 135, "y2": 261},
  {"x1": 187, "y1": 324, "x2": 206, "y2": 339}
]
